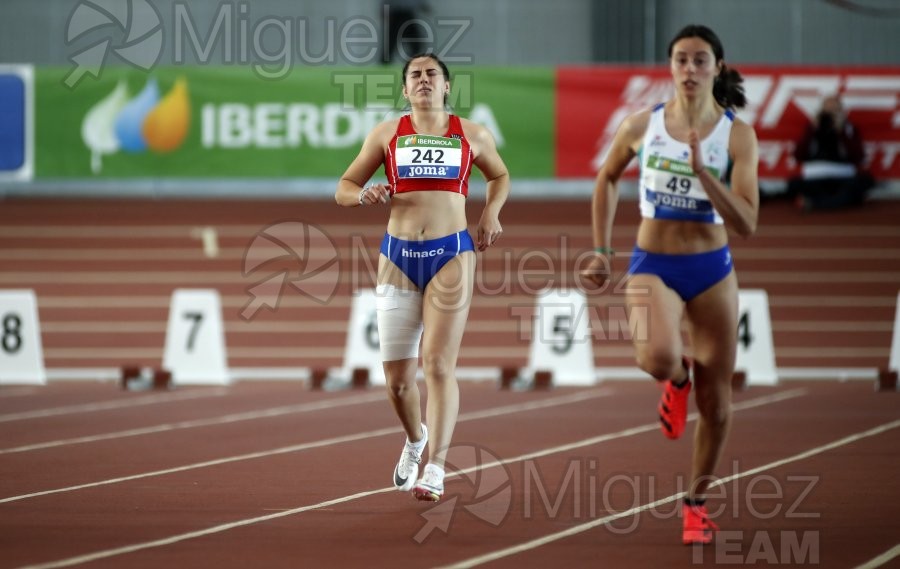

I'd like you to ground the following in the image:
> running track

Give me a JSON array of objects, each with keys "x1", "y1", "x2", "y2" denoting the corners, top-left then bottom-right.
[
  {"x1": 1, "y1": 381, "x2": 898, "y2": 567},
  {"x1": 0, "y1": 197, "x2": 899, "y2": 567},
  {"x1": 0, "y1": 198, "x2": 897, "y2": 371}
]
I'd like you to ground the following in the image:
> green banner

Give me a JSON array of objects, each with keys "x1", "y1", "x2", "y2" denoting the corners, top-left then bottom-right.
[{"x1": 35, "y1": 66, "x2": 553, "y2": 179}]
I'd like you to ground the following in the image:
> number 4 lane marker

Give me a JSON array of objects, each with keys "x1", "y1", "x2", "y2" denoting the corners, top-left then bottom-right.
[
  {"x1": 163, "y1": 289, "x2": 230, "y2": 386},
  {"x1": 737, "y1": 289, "x2": 778, "y2": 386},
  {"x1": 889, "y1": 291, "x2": 900, "y2": 373},
  {"x1": 0, "y1": 289, "x2": 46, "y2": 385}
]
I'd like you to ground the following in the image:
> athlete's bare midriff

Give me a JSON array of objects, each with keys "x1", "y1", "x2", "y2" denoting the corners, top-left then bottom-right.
[
  {"x1": 386, "y1": 191, "x2": 468, "y2": 240},
  {"x1": 636, "y1": 218, "x2": 729, "y2": 254}
]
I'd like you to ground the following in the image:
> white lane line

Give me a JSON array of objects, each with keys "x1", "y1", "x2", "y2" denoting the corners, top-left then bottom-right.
[
  {"x1": 3, "y1": 270, "x2": 899, "y2": 284},
  {"x1": 32, "y1": 293, "x2": 894, "y2": 310},
  {"x1": 438, "y1": 389, "x2": 811, "y2": 481},
  {"x1": 17, "y1": 488, "x2": 399, "y2": 569},
  {"x1": 0, "y1": 389, "x2": 613, "y2": 505},
  {"x1": 0, "y1": 393, "x2": 386, "y2": 455},
  {"x1": 1, "y1": 224, "x2": 897, "y2": 238},
  {"x1": 11, "y1": 389, "x2": 806, "y2": 569},
  {"x1": 854, "y1": 544, "x2": 900, "y2": 569},
  {"x1": 189, "y1": 227, "x2": 219, "y2": 258},
  {"x1": 0, "y1": 388, "x2": 41, "y2": 398},
  {"x1": 33, "y1": 320, "x2": 898, "y2": 334},
  {"x1": 6, "y1": 247, "x2": 897, "y2": 261},
  {"x1": 438, "y1": 416, "x2": 900, "y2": 569},
  {"x1": 0, "y1": 389, "x2": 230, "y2": 423}
]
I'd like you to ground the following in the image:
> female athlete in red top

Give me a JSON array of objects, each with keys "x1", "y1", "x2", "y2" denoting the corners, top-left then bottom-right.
[{"x1": 336, "y1": 53, "x2": 510, "y2": 501}]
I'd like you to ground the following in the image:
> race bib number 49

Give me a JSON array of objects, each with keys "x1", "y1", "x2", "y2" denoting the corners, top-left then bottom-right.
[
  {"x1": 395, "y1": 135, "x2": 462, "y2": 179},
  {"x1": 642, "y1": 154, "x2": 719, "y2": 220}
]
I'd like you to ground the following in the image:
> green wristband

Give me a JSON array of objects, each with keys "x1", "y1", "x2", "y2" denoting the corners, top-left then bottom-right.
[{"x1": 594, "y1": 247, "x2": 615, "y2": 255}]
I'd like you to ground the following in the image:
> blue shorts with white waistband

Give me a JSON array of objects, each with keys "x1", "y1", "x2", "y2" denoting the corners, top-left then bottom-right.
[
  {"x1": 380, "y1": 230, "x2": 475, "y2": 291},
  {"x1": 627, "y1": 245, "x2": 733, "y2": 302}
]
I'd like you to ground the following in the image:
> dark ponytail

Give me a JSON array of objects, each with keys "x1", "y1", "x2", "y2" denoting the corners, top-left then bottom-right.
[
  {"x1": 714, "y1": 64, "x2": 747, "y2": 110},
  {"x1": 669, "y1": 24, "x2": 747, "y2": 110}
]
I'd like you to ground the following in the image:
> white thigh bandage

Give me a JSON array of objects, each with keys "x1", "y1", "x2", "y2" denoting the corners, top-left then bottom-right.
[{"x1": 375, "y1": 284, "x2": 424, "y2": 361}]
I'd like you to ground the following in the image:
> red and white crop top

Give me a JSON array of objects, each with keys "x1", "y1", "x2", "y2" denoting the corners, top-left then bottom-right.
[{"x1": 385, "y1": 114, "x2": 474, "y2": 197}]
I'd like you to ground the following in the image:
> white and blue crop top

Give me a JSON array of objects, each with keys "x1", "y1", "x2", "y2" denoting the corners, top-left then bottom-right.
[{"x1": 638, "y1": 103, "x2": 734, "y2": 224}]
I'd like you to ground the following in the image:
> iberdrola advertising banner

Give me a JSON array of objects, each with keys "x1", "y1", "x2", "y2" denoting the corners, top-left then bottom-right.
[{"x1": 34, "y1": 66, "x2": 554, "y2": 179}]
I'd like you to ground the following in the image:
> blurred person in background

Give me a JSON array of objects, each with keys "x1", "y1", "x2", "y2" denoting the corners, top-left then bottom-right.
[
  {"x1": 381, "y1": 0, "x2": 431, "y2": 63},
  {"x1": 581, "y1": 24, "x2": 759, "y2": 544},
  {"x1": 336, "y1": 53, "x2": 509, "y2": 502},
  {"x1": 787, "y1": 93, "x2": 874, "y2": 211}
]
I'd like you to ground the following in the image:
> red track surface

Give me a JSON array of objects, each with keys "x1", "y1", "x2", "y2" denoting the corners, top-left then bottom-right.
[
  {"x1": 1, "y1": 197, "x2": 899, "y2": 567},
  {"x1": 0, "y1": 198, "x2": 898, "y2": 371},
  {"x1": 0, "y1": 380, "x2": 898, "y2": 568}
]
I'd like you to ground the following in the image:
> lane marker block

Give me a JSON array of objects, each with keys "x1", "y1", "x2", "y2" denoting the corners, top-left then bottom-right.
[
  {"x1": 163, "y1": 289, "x2": 230, "y2": 386},
  {"x1": 121, "y1": 366, "x2": 172, "y2": 391},
  {"x1": 876, "y1": 370, "x2": 897, "y2": 392},
  {"x1": 882, "y1": 291, "x2": 900, "y2": 391},
  {"x1": 339, "y1": 289, "x2": 384, "y2": 387},
  {"x1": 0, "y1": 289, "x2": 46, "y2": 385},
  {"x1": 527, "y1": 288, "x2": 595, "y2": 387},
  {"x1": 499, "y1": 367, "x2": 520, "y2": 390},
  {"x1": 731, "y1": 370, "x2": 748, "y2": 392},
  {"x1": 533, "y1": 370, "x2": 554, "y2": 390},
  {"x1": 309, "y1": 368, "x2": 329, "y2": 390},
  {"x1": 736, "y1": 289, "x2": 778, "y2": 386}
]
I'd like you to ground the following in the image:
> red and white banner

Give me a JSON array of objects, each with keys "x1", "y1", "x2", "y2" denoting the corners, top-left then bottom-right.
[{"x1": 556, "y1": 66, "x2": 900, "y2": 179}]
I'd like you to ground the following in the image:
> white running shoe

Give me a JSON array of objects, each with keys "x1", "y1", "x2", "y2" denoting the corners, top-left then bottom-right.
[
  {"x1": 393, "y1": 424, "x2": 427, "y2": 492},
  {"x1": 413, "y1": 464, "x2": 445, "y2": 502}
]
